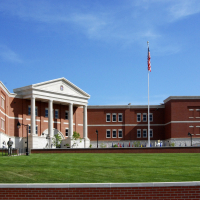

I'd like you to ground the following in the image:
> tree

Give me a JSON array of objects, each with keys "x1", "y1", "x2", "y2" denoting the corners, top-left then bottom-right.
[
  {"x1": 52, "y1": 134, "x2": 62, "y2": 148},
  {"x1": 72, "y1": 131, "x2": 82, "y2": 147}
]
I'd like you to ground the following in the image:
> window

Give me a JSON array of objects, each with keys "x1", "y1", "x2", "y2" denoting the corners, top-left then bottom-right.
[
  {"x1": 106, "y1": 114, "x2": 111, "y2": 122},
  {"x1": 112, "y1": 113, "x2": 117, "y2": 122},
  {"x1": 45, "y1": 108, "x2": 48, "y2": 117},
  {"x1": 1, "y1": 118, "x2": 5, "y2": 130},
  {"x1": 137, "y1": 129, "x2": 141, "y2": 138},
  {"x1": 55, "y1": 109, "x2": 59, "y2": 119},
  {"x1": 143, "y1": 113, "x2": 147, "y2": 122},
  {"x1": 149, "y1": 113, "x2": 153, "y2": 122},
  {"x1": 112, "y1": 130, "x2": 117, "y2": 138},
  {"x1": 35, "y1": 107, "x2": 38, "y2": 116},
  {"x1": 65, "y1": 111, "x2": 68, "y2": 120},
  {"x1": 118, "y1": 129, "x2": 123, "y2": 138},
  {"x1": 28, "y1": 125, "x2": 31, "y2": 134},
  {"x1": 1, "y1": 96, "x2": 5, "y2": 109},
  {"x1": 106, "y1": 129, "x2": 111, "y2": 138},
  {"x1": 118, "y1": 113, "x2": 123, "y2": 122},
  {"x1": 150, "y1": 129, "x2": 153, "y2": 138},
  {"x1": 65, "y1": 129, "x2": 69, "y2": 136},
  {"x1": 143, "y1": 129, "x2": 147, "y2": 138},
  {"x1": 28, "y1": 125, "x2": 38, "y2": 134},
  {"x1": 28, "y1": 106, "x2": 38, "y2": 116},
  {"x1": 137, "y1": 113, "x2": 141, "y2": 122},
  {"x1": 28, "y1": 106, "x2": 31, "y2": 115}
]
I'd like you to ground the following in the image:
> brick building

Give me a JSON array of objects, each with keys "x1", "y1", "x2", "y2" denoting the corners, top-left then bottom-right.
[{"x1": 0, "y1": 78, "x2": 200, "y2": 149}]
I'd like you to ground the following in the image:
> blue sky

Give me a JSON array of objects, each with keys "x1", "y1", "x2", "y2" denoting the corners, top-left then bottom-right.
[{"x1": 0, "y1": 0, "x2": 200, "y2": 105}]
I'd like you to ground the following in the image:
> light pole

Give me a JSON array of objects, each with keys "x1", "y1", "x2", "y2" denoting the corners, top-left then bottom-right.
[
  {"x1": 17, "y1": 121, "x2": 29, "y2": 156},
  {"x1": 96, "y1": 130, "x2": 98, "y2": 148},
  {"x1": 188, "y1": 132, "x2": 192, "y2": 146}
]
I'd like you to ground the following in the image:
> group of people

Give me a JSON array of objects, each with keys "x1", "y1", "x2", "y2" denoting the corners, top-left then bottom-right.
[{"x1": 2, "y1": 138, "x2": 13, "y2": 156}]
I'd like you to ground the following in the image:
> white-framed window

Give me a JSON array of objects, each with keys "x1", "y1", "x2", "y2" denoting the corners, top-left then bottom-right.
[
  {"x1": 1, "y1": 96, "x2": 5, "y2": 109},
  {"x1": 112, "y1": 129, "x2": 117, "y2": 138},
  {"x1": 65, "y1": 128, "x2": 69, "y2": 136},
  {"x1": 150, "y1": 129, "x2": 153, "y2": 138},
  {"x1": 137, "y1": 113, "x2": 141, "y2": 122},
  {"x1": 118, "y1": 129, "x2": 123, "y2": 138},
  {"x1": 28, "y1": 125, "x2": 38, "y2": 134},
  {"x1": 118, "y1": 113, "x2": 123, "y2": 122},
  {"x1": 65, "y1": 111, "x2": 68, "y2": 120},
  {"x1": 149, "y1": 113, "x2": 153, "y2": 122},
  {"x1": 112, "y1": 113, "x2": 117, "y2": 122},
  {"x1": 28, "y1": 106, "x2": 31, "y2": 115},
  {"x1": 143, "y1": 113, "x2": 147, "y2": 122},
  {"x1": 55, "y1": 109, "x2": 59, "y2": 119},
  {"x1": 28, "y1": 106, "x2": 38, "y2": 116},
  {"x1": 137, "y1": 129, "x2": 141, "y2": 138},
  {"x1": 1, "y1": 118, "x2": 5, "y2": 130},
  {"x1": 106, "y1": 113, "x2": 111, "y2": 122},
  {"x1": 106, "y1": 129, "x2": 111, "y2": 138},
  {"x1": 45, "y1": 108, "x2": 48, "y2": 117},
  {"x1": 143, "y1": 129, "x2": 147, "y2": 138}
]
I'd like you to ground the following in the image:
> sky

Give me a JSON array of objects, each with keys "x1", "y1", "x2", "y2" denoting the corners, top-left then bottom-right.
[{"x1": 0, "y1": 0, "x2": 200, "y2": 105}]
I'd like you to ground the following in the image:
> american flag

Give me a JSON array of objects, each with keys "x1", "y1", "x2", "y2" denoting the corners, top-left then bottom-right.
[{"x1": 148, "y1": 47, "x2": 151, "y2": 72}]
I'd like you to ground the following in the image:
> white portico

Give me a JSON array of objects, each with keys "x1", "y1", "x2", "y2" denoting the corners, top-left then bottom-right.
[{"x1": 13, "y1": 78, "x2": 90, "y2": 149}]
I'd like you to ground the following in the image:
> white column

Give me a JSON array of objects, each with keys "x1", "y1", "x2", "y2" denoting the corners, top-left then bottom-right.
[
  {"x1": 69, "y1": 103, "x2": 73, "y2": 139},
  {"x1": 31, "y1": 96, "x2": 35, "y2": 135},
  {"x1": 48, "y1": 99, "x2": 53, "y2": 143},
  {"x1": 83, "y1": 105, "x2": 87, "y2": 141}
]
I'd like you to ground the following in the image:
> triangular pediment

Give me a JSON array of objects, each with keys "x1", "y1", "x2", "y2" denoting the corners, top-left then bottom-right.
[{"x1": 33, "y1": 78, "x2": 90, "y2": 98}]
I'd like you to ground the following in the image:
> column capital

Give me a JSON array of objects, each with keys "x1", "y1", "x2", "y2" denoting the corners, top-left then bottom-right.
[
  {"x1": 49, "y1": 99, "x2": 53, "y2": 102},
  {"x1": 31, "y1": 95, "x2": 36, "y2": 99}
]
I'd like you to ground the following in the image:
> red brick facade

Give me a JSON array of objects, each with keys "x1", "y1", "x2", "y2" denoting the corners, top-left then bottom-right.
[{"x1": 1, "y1": 80, "x2": 200, "y2": 147}]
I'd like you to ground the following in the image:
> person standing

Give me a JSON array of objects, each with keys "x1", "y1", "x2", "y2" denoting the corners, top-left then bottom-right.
[{"x1": 7, "y1": 138, "x2": 13, "y2": 156}]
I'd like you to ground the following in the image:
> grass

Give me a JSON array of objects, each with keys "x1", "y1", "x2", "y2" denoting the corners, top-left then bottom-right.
[{"x1": 0, "y1": 153, "x2": 200, "y2": 183}]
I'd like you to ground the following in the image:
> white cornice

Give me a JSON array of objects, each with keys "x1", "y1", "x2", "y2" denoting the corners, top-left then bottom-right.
[
  {"x1": 0, "y1": 81, "x2": 16, "y2": 97},
  {"x1": 164, "y1": 96, "x2": 200, "y2": 103}
]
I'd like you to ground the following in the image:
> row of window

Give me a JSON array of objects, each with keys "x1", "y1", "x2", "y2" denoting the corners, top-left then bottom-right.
[
  {"x1": 137, "y1": 129, "x2": 153, "y2": 138},
  {"x1": 106, "y1": 129, "x2": 123, "y2": 138},
  {"x1": 106, "y1": 113, "x2": 123, "y2": 122},
  {"x1": 137, "y1": 113, "x2": 153, "y2": 122},
  {"x1": 28, "y1": 106, "x2": 69, "y2": 120},
  {"x1": 106, "y1": 113, "x2": 153, "y2": 122},
  {"x1": 1, "y1": 96, "x2": 5, "y2": 109}
]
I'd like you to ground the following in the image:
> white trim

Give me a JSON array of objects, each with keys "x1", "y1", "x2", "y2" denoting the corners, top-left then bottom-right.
[
  {"x1": 143, "y1": 113, "x2": 147, "y2": 122},
  {"x1": 137, "y1": 129, "x2": 141, "y2": 138},
  {"x1": 196, "y1": 134, "x2": 200, "y2": 135},
  {"x1": 53, "y1": 121, "x2": 61, "y2": 124},
  {"x1": 196, "y1": 126, "x2": 200, "y2": 127},
  {"x1": 112, "y1": 113, "x2": 117, "y2": 122},
  {"x1": 189, "y1": 117, "x2": 194, "y2": 118},
  {"x1": 137, "y1": 113, "x2": 141, "y2": 122},
  {"x1": 118, "y1": 129, "x2": 123, "y2": 138},
  {"x1": 106, "y1": 113, "x2": 111, "y2": 122},
  {"x1": 143, "y1": 129, "x2": 147, "y2": 138},
  {"x1": 112, "y1": 129, "x2": 117, "y2": 138},
  {"x1": 118, "y1": 113, "x2": 123, "y2": 122},
  {"x1": 26, "y1": 118, "x2": 40, "y2": 122},
  {"x1": 63, "y1": 122, "x2": 69, "y2": 125},
  {"x1": 196, "y1": 117, "x2": 200, "y2": 118},
  {"x1": 1, "y1": 95, "x2": 5, "y2": 100},
  {"x1": 78, "y1": 124, "x2": 83, "y2": 126},
  {"x1": 106, "y1": 129, "x2": 111, "y2": 138},
  {"x1": 196, "y1": 109, "x2": 200, "y2": 111},
  {"x1": 189, "y1": 109, "x2": 194, "y2": 111},
  {"x1": 189, "y1": 126, "x2": 194, "y2": 128},
  {"x1": 1, "y1": 118, "x2": 5, "y2": 130}
]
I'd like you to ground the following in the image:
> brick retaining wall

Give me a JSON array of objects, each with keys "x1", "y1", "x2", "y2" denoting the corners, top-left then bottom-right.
[
  {"x1": 31, "y1": 146, "x2": 200, "y2": 154},
  {"x1": 0, "y1": 182, "x2": 200, "y2": 200}
]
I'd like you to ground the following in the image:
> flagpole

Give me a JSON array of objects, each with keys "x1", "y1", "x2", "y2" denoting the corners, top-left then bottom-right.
[{"x1": 147, "y1": 41, "x2": 150, "y2": 147}]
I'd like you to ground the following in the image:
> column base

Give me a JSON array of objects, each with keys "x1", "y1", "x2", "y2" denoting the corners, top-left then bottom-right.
[{"x1": 84, "y1": 137, "x2": 90, "y2": 148}]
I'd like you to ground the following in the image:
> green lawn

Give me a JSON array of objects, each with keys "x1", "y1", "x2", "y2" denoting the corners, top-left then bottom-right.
[{"x1": 0, "y1": 153, "x2": 200, "y2": 183}]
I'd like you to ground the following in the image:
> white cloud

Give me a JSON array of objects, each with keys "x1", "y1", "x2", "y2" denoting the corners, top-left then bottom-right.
[
  {"x1": 169, "y1": 0, "x2": 200, "y2": 21},
  {"x1": 0, "y1": 45, "x2": 23, "y2": 64}
]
